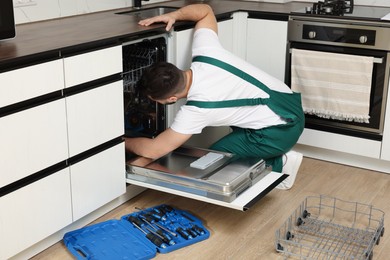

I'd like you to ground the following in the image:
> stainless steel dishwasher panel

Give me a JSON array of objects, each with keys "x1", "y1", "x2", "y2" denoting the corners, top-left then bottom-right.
[{"x1": 126, "y1": 146, "x2": 272, "y2": 202}]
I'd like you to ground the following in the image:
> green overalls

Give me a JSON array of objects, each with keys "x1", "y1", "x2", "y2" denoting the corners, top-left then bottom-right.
[{"x1": 186, "y1": 56, "x2": 305, "y2": 173}]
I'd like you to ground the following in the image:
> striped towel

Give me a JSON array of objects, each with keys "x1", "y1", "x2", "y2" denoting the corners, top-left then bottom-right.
[{"x1": 291, "y1": 49, "x2": 374, "y2": 123}]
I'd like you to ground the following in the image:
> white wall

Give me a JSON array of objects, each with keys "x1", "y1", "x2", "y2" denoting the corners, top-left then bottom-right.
[
  {"x1": 13, "y1": 0, "x2": 166, "y2": 24},
  {"x1": 13, "y1": 0, "x2": 390, "y2": 24}
]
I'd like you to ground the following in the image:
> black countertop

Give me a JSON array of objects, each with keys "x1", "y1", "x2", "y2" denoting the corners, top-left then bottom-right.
[
  {"x1": 0, "y1": 0, "x2": 389, "y2": 70},
  {"x1": 0, "y1": 0, "x2": 311, "y2": 69}
]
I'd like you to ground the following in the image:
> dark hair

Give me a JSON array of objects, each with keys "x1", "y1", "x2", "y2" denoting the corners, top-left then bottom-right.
[{"x1": 138, "y1": 62, "x2": 185, "y2": 100}]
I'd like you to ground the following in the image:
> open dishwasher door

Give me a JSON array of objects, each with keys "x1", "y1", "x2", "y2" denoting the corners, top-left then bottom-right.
[{"x1": 126, "y1": 146, "x2": 287, "y2": 211}]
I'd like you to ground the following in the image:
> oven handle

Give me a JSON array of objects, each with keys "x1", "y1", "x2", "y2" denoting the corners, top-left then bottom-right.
[{"x1": 288, "y1": 49, "x2": 383, "y2": 64}]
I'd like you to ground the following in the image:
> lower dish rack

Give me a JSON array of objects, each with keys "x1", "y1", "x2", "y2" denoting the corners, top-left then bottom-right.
[{"x1": 275, "y1": 195, "x2": 385, "y2": 260}]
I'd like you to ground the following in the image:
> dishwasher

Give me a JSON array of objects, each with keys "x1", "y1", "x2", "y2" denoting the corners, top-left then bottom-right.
[{"x1": 122, "y1": 34, "x2": 287, "y2": 210}]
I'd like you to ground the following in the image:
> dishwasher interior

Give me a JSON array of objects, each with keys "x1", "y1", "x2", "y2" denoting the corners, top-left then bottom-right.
[{"x1": 122, "y1": 35, "x2": 167, "y2": 139}]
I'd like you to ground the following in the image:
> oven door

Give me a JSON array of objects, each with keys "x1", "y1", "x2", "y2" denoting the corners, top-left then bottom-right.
[
  {"x1": 286, "y1": 42, "x2": 388, "y2": 141},
  {"x1": 0, "y1": 0, "x2": 16, "y2": 40}
]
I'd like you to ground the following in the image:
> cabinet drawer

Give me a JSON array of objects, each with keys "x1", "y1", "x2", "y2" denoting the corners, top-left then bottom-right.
[
  {"x1": 64, "y1": 46, "x2": 122, "y2": 88},
  {"x1": 0, "y1": 59, "x2": 64, "y2": 108},
  {"x1": 0, "y1": 99, "x2": 68, "y2": 187},
  {"x1": 0, "y1": 169, "x2": 72, "y2": 260},
  {"x1": 66, "y1": 81, "x2": 124, "y2": 157},
  {"x1": 70, "y1": 143, "x2": 126, "y2": 220}
]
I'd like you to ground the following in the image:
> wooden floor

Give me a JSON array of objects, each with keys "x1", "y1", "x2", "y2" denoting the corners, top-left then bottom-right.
[{"x1": 32, "y1": 157, "x2": 390, "y2": 260}]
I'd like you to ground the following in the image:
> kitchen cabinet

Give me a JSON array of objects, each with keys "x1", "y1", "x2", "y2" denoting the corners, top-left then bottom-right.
[
  {"x1": 66, "y1": 81, "x2": 124, "y2": 156},
  {"x1": 0, "y1": 59, "x2": 70, "y2": 260},
  {"x1": 0, "y1": 169, "x2": 72, "y2": 260},
  {"x1": 245, "y1": 16, "x2": 288, "y2": 82},
  {"x1": 0, "y1": 59, "x2": 67, "y2": 188},
  {"x1": 63, "y1": 46, "x2": 122, "y2": 88},
  {"x1": 64, "y1": 45, "x2": 126, "y2": 218},
  {"x1": 70, "y1": 143, "x2": 126, "y2": 220},
  {"x1": 0, "y1": 60, "x2": 64, "y2": 108},
  {"x1": 0, "y1": 99, "x2": 68, "y2": 188},
  {"x1": 64, "y1": 46, "x2": 124, "y2": 156},
  {"x1": 64, "y1": 46, "x2": 126, "y2": 221},
  {"x1": 0, "y1": 45, "x2": 127, "y2": 259}
]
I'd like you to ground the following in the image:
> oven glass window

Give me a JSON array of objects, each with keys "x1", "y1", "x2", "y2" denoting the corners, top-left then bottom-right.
[{"x1": 287, "y1": 42, "x2": 387, "y2": 140}]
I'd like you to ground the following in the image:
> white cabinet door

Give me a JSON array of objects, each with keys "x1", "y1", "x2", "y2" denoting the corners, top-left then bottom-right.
[
  {"x1": 218, "y1": 19, "x2": 234, "y2": 53},
  {"x1": 63, "y1": 46, "x2": 122, "y2": 88},
  {"x1": 246, "y1": 18, "x2": 288, "y2": 82},
  {"x1": 66, "y1": 81, "x2": 124, "y2": 157},
  {"x1": 0, "y1": 169, "x2": 72, "y2": 260},
  {"x1": 170, "y1": 28, "x2": 194, "y2": 70},
  {"x1": 0, "y1": 60, "x2": 64, "y2": 108},
  {"x1": 70, "y1": 143, "x2": 126, "y2": 220},
  {"x1": 0, "y1": 99, "x2": 68, "y2": 187}
]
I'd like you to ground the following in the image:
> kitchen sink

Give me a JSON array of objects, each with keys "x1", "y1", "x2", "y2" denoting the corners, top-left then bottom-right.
[{"x1": 116, "y1": 7, "x2": 178, "y2": 19}]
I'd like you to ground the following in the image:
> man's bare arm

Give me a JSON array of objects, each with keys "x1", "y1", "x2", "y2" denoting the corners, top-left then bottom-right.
[{"x1": 125, "y1": 128, "x2": 192, "y2": 159}]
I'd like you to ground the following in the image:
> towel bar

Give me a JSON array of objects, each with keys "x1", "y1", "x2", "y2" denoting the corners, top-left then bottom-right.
[{"x1": 289, "y1": 49, "x2": 383, "y2": 64}]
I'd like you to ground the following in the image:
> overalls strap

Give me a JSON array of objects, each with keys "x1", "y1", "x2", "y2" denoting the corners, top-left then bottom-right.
[
  {"x1": 186, "y1": 98, "x2": 268, "y2": 108},
  {"x1": 188, "y1": 55, "x2": 304, "y2": 125},
  {"x1": 187, "y1": 56, "x2": 269, "y2": 108}
]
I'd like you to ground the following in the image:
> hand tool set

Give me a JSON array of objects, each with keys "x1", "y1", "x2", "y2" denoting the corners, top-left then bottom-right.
[{"x1": 63, "y1": 204, "x2": 209, "y2": 259}]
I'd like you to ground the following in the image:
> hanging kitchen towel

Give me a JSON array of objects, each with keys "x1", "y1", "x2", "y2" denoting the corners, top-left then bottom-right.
[{"x1": 291, "y1": 48, "x2": 374, "y2": 123}]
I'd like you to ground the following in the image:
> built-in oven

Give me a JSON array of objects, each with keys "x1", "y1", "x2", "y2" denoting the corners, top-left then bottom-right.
[
  {"x1": 0, "y1": 0, "x2": 16, "y2": 41},
  {"x1": 286, "y1": 17, "x2": 390, "y2": 141}
]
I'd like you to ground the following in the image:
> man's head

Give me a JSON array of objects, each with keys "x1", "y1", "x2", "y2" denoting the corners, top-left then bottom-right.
[{"x1": 138, "y1": 62, "x2": 186, "y2": 104}]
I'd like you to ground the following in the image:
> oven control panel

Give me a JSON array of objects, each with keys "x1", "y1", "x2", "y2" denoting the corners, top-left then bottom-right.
[
  {"x1": 302, "y1": 24, "x2": 376, "y2": 45},
  {"x1": 288, "y1": 18, "x2": 390, "y2": 51}
]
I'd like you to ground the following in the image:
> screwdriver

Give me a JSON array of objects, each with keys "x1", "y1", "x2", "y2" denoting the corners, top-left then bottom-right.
[
  {"x1": 128, "y1": 216, "x2": 143, "y2": 227},
  {"x1": 143, "y1": 213, "x2": 178, "y2": 237},
  {"x1": 158, "y1": 205, "x2": 174, "y2": 216},
  {"x1": 152, "y1": 208, "x2": 167, "y2": 221},
  {"x1": 191, "y1": 224, "x2": 206, "y2": 235},
  {"x1": 155, "y1": 222, "x2": 178, "y2": 237},
  {"x1": 139, "y1": 215, "x2": 176, "y2": 245},
  {"x1": 185, "y1": 227, "x2": 197, "y2": 238},
  {"x1": 144, "y1": 226, "x2": 175, "y2": 246},
  {"x1": 176, "y1": 227, "x2": 192, "y2": 240},
  {"x1": 127, "y1": 216, "x2": 167, "y2": 248}
]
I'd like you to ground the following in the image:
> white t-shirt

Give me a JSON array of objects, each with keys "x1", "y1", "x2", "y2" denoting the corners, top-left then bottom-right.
[{"x1": 170, "y1": 28, "x2": 291, "y2": 135}]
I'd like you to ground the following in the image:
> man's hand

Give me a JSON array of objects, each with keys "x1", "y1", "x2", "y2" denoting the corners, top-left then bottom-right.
[
  {"x1": 138, "y1": 4, "x2": 217, "y2": 33},
  {"x1": 138, "y1": 14, "x2": 176, "y2": 31},
  {"x1": 125, "y1": 128, "x2": 192, "y2": 159}
]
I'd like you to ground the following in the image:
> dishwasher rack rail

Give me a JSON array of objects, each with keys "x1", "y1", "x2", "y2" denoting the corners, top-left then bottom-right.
[{"x1": 275, "y1": 195, "x2": 385, "y2": 260}]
